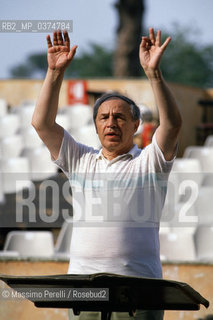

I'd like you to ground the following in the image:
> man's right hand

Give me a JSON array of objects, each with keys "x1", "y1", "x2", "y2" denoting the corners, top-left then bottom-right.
[
  {"x1": 32, "y1": 30, "x2": 77, "y2": 160},
  {"x1": 46, "y1": 30, "x2": 77, "y2": 72}
]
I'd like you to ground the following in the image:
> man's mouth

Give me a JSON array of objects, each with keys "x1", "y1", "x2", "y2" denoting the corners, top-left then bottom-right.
[
  {"x1": 105, "y1": 132, "x2": 119, "y2": 137},
  {"x1": 105, "y1": 132, "x2": 120, "y2": 140},
  {"x1": 106, "y1": 133, "x2": 117, "y2": 136}
]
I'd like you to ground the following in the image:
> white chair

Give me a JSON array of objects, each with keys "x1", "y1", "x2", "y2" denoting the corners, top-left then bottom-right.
[
  {"x1": 159, "y1": 222, "x2": 171, "y2": 246},
  {"x1": 54, "y1": 219, "x2": 73, "y2": 258},
  {"x1": 23, "y1": 146, "x2": 58, "y2": 181},
  {"x1": 2, "y1": 231, "x2": 54, "y2": 257},
  {"x1": 0, "y1": 114, "x2": 20, "y2": 138},
  {"x1": 172, "y1": 158, "x2": 202, "y2": 178},
  {"x1": 21, "y1": 127, "x2": 43, "y2": 150},
  {"x1": 202, "y1": 174, "x2": 213, "y2": 186},
  {"x1": 193, "y1": 186, "x2": 213, "y2": 225},
  {"x1": 72, "y1": 125, "x2": 101, "y2": 149},
  {"x1": 0, "y1": 157, "x2": 33, "y2": 194},
  {"x1": 204, "y1": 135, "x2": 213, "y2": 147},
  {"x1": 12, "y1": 104, "x2": 35, "y2": 129},
  {"x1": 194, "y1": 226, "x2": 213, "y2": 261},
  {"x1": 162, "y1": 200, "x2": 198, "y2": 230},
  {"x1": 64, "y1": 104, "x2": 93, "y2": 130},
  {"x1": 183, "y1": 146, "x2": 213, "y2": 173},
  {"x1": 160, "y1": 227, "x2": 196, "y2": 262},
  {"x1": 0, "y1": 172, "x2": 5, "y2": 204},
  {"x1": 163, "y1": 158, "x2": 202, "y2": 226},
  {"x1": 0, "y1": 134, "x2": 24, "y2": 158},
  {"x1": 56, "y1": 114, "x2": 70, "y2": 131},
  {"x1": 165, "y1": 158, "x2": 203, "y2": 206},
  {"x1": 0, "y1": 98, "x2": 8, "y2": 117}
]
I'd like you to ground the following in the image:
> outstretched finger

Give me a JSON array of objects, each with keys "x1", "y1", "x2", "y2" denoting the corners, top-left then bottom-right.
[
  {"x1": 53, "y1": 31, "x2": 58, "y2": 46},
  {"x1": 63, "y1": 30, "x2": 70, "y2": 49},
  {"x1": 46, "y1": 35, "x2": 53, "y2": 48},
  {"x1": 57, "y1": 30, "x2": 64, "y2": 45},
  {"x1": 161, "y1": 36, "x2": 171, "y2": 51},
  {"x1": 156, "y1": 30, "x2": 161, "y2": 47},
  {"x1": 149, "y1": 28, "x2": 155, "y2": 45}
]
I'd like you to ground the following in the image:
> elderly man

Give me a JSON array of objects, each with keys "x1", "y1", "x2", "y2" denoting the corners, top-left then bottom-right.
[{"x1": 32, "y1": 28, "x2": 182, "y2": 320}]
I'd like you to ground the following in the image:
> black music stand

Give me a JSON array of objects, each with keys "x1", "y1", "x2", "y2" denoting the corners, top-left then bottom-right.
[{"x1": 0, "y1": 273, "x2": 209, "y2": 320}]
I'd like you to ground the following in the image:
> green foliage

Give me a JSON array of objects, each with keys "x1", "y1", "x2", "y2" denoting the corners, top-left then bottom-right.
[
  {"x1": 159, "y1": 26, "x2": 213, "y2": 88},
  {"x1": 10, "y1": 53, "x2": 47, "y2": 78},
  {"x1": 10, "y1": 64, "x2": 33, "y2": 78},
  {"x1": 64, "y1": 43, "x2": 113, "y2": 78},
  {"x1": 28, "y1": 54, "x2": 48, "y2": 74}
]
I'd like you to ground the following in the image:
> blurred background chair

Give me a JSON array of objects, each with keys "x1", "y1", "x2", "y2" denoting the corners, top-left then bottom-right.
[
  {"x1": 204, "y1": 135, "x2": 213, "y2": 147},
  {"x1": 0, "y1": 114, "x2": 20, "y2": 139},
  {"x1": 160, "y1": 227, "x2": 196, "y2": 261},
  {"x1": 183, "y1": 146, "x2": 213, "y2": 173},
  {"x1": 0, "y1": 157, "x2": 33, "y2": 194},
  {"x1": 0, "y1": 98, "x2": 8, "y2": 117},
  {"x1": 0, "y1": 171, "x2": 5, "y2": 204},
  {"x1": 22, "y1": 146, "x2": 58, "y2": 181},
  {"x1": 194, "y1": 225, "x2": 213, "y2": 261},
  {"x1": 0, "y1": 134, "x2": 24, "y2": 158},
  {"x1": 165, "y1": 158, "x2": 203, "y2": 205},
  {"x1": 21, "y1": 127, "x2": 43, "y2": 150},
  {"x1": 72, "y1": 125, "x2": 101, "y2": 149},
  {"x1": 193, "y1": 186, "x2": 213, "y2": 225},
  {"x1": 56, "y1": 114, "x2": 70, "y2": 131},
  {"x1": 162, "y1": 158, "x2": 202, "y2": 229},
  {"x1": 54, "y1": 219, "x2": 73, "y2": 259},
  {"x1": 201, "y1": 174, "x2": 213, "y2": 186},
  {"x1": 1, "y1": 231, "x2": 54, "y2": 257},
  {"x1": 65, "y1": 104, "x2": 93, "y2": 132},
  {"x1": 12, "y1": 103, "x2": 35, "y2": 129}
]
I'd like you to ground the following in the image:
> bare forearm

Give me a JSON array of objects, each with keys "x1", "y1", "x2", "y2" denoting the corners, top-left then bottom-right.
[
  {"x1": 145, "y1": 69, "x2": 182, "y2": 160},
  {"x1": 146, "y1": 69, "x2": 182, "y2": 131},
  {"x1": 32, "y1": 68, "x2": 64, "y2": 130},
  {"x1": 139, "y1": 28, "x2": 182, "y2": 159}
]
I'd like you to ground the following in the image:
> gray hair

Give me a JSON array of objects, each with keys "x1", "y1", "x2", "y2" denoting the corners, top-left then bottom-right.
[{"x1": 93, "y1": 92, "x2": 140, "y2": 122}]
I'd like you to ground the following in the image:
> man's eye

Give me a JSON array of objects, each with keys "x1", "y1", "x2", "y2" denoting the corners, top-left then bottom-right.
[{"x1": 115, "y1": 115, "x2": 124, "y2": 120}]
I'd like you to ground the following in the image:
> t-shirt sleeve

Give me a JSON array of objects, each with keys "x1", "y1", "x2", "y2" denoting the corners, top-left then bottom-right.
[
  {"x1": 52, "y1": 129, "x2": 95, "y2": 176},
  {"x1": 144, "y1": 131, "x2": 177, "y2": 174}
]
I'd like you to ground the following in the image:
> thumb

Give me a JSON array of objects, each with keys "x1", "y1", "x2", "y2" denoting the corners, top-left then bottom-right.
[
  {"x1": 161, "y1": 37, "x2": 171, "y2": 52},
  {"x1": 68, "y1": 45, "x2": 78, "y2": 61}
]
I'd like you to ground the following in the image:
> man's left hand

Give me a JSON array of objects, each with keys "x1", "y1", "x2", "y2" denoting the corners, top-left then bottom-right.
[{"x1": 139, "y1": 28, "x2": 171, "y2": 78}]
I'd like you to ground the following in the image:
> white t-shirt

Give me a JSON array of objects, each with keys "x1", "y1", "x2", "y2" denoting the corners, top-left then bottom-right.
[{"x1": 53, "y1": 129, "x2": 175, "y2": 278}]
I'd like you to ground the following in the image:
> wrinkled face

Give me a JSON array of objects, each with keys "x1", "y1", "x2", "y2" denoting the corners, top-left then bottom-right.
[{"x1": 95, "y1": 98, "x2": 139, "y2": 157}]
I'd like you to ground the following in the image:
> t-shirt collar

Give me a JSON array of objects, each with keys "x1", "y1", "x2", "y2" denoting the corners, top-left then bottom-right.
[{"x1": 95, "y1": 144, "x2": 139, "y2": 161}]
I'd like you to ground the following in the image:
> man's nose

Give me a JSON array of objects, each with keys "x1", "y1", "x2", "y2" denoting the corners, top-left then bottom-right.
[{"x1": 107, "y1": 115, "x2": 116, "y2": 127}]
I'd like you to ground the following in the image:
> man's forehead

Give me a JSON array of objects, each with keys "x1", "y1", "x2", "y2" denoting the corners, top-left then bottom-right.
[{"x1": 98, "y1": 98, "x2": 131, "y2": 113}]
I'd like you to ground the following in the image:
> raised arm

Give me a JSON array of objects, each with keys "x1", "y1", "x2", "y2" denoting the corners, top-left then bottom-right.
[
  {"x1": 139, "y1": 28, "x2": 182, "y2": 160},
  {"x1": 32, "y1": 30, "x2": 77, "y2": 160}
]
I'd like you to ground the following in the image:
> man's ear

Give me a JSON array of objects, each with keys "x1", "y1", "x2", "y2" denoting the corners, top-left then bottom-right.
[{"x1": 134, "y1": 120, "x2": 140, "y2": 133}]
